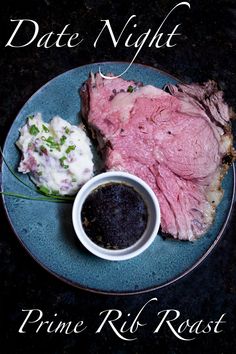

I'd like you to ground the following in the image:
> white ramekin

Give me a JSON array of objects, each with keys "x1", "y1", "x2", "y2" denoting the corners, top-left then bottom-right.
[{"x1": 72, "y1": 171, "x2": 161, "y2": 261}]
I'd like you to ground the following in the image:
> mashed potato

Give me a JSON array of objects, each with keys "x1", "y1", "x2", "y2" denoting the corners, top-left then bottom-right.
[{"x1": 16, "y1": 113, "x2": 94, "y2": 195}]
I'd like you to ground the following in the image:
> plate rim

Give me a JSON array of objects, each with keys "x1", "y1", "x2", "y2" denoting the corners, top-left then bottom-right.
[{"x1": 1, "y1": 61, "x2": 235, "y2": 295}]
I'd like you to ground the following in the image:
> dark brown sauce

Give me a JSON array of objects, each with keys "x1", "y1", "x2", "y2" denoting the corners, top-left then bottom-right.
[{"x1": 81, "y1": 182, "x2": 148, "y2": 249}]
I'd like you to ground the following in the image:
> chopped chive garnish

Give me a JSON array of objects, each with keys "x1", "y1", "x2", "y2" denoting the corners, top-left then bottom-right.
[
  {"x1": 43, "y1": 136, "x2": 60, "y2": 151},
  {"x1": 42, "y1": 124, "x2": 49, "y2": 133},
  {"x1": 40, "y1": 145, "x2": 47, "y2": 154},
  {"x1": 127, "y1": 85, "x2": 134, "y2": 93},
  {"x1": 66, "y1": 145, "x2": 76, "y2": 154},
  {"x1": 59, "y1": 156, "x2": 69, "y2": 169},
  {"x1": 65, "y1": 127, "x2": 70, "y2": 134},
  {"x1": 28, "y1": 115, "x2": 34, "y2": 120},
  {"x1": 60, "y1": 135, "x2": 67, "y2": 145},
  {"x1": 29, "y1": 125, "x2": 40, "y2": 135}
]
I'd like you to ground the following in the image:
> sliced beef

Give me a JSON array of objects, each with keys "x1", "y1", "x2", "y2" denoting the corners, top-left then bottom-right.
[{"x1": 80, "y1": 73, "x2": 234, "y2": 241}]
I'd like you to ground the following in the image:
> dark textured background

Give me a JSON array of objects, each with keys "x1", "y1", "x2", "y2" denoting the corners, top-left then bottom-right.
[{"x1": 0, "y1": 0, "x2": 236, "y2": 353}]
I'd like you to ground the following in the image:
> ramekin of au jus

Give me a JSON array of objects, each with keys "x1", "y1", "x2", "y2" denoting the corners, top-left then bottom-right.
[{"x1": 72, "y1": 171, "x2": 161, "y2": 261}]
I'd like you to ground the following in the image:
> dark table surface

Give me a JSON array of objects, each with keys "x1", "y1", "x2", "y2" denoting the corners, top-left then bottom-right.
[{"x1": 0, "y1": 1, "x2": 236, "y2": 353}]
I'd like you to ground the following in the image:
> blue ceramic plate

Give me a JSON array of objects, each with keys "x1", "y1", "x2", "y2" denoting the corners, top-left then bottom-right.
[{"x1": 1, "y1": 63, "x2": 235, "y2": 294}]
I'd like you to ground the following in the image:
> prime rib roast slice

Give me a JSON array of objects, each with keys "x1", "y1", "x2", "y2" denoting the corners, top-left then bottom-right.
[{"x1": 80, "y1": 73, "x2": 234, "y2": 241}]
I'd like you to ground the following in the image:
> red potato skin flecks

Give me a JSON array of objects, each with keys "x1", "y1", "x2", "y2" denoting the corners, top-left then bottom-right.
[{"x1": 80, "y1": 73, "x2": 234, "y2": 241}]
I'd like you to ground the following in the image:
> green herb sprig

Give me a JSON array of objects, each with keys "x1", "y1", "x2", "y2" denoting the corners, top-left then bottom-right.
[{"x1": 0, "y1": 146, "x2": 74, "y2": 203}]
